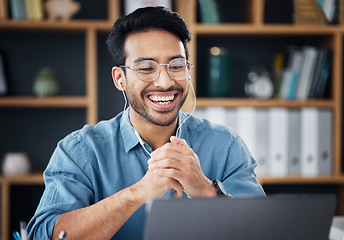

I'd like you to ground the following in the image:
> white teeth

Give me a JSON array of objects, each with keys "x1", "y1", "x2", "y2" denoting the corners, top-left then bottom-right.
[{"x1": 149, "y1": 95, "x2": 175, "y2": 103}]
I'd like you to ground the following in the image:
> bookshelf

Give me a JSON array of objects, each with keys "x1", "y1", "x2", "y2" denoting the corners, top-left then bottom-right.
[
  {"x1": 0, "y1": 0, "x2": 120, "y2": 239},
  {"x1": 0, "y1": 0, "x2": 343, "y2": 239},
  {"x1": 185, "y1": 0, "x2": 344, "y2": 213},
  {"x1": 0, "y1": 27, "x2": 99, "y2": 125}
]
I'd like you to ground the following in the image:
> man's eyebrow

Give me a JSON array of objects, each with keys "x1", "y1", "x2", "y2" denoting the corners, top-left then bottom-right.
[
  {"x1": 133, "y1": 57, "x2": 157, "y2": 64},
  {"x1": 132, "y1": 55, "x2": 186, "y2": 64},
  {"x1": 168, "y1": 55, "x2": 186, "y2": 61}
]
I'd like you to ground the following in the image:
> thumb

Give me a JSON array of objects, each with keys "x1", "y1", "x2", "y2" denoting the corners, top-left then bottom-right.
[{"x1": 170, "y1": 136, "x2": 188, "y2": 147}]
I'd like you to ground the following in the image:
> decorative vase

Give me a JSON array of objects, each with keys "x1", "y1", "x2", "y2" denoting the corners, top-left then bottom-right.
[
  {"x1": 2, "y1": 152, "x2": 31, "y2": 175},
  {"x1": 33, "y1": 67, "x2": 59, "y2": 97},
  {"x1": 245, "y1": 66, "x2": 274, "y2": 99},
  {"x1": 206, "y1": 47, "x2": 231, "y2": 97},
  {"x1": 45, "y1": 0, "x2": 81, "y2": 21}
]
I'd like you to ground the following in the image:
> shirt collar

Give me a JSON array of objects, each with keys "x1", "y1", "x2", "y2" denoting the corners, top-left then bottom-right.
[
  {"x1": 120, "y1": 108, "x2": 140, "y2": 154},
  {"x1": 120, "y1": 108, "x2": 189, "y2": 153},
  {"x1": 176, "y1": 111, "x2": 188, "y2": 139}
]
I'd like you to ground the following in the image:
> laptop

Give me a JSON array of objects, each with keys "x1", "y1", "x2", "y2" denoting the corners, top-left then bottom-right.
[{"x1": 143, "y1": 194, "x2": 336, "y2": 240}]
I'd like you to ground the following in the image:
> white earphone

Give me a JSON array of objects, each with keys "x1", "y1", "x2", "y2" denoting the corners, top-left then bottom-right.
[
  {"x1": 118, "y1": 79, "x2": 123, "y2": 90},
  {"x1": 118, "y1": 83, "x2": 152, "y2": 156}
]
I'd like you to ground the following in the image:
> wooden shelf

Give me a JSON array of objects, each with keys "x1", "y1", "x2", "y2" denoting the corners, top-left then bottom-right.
[
  {"x1": 259, "y1": 176, "x2": 344, "y2": 185},
  {"x1": 0, "y1": 96, "x2": 90, "y2": 107},
  {"x1": 0, "y1": 19, "x2": 112, "y2": 31},
  {"x1": 0, "y1": 173, "x2": 43, "y2": 185},
  {"x1": 3, "y1": 174, "x2": 344, "y2": 186},
  {"x1": 0, "y1": 173, "x2": 44, "y2": 240},
  {"x1": 3, "y1": 174, "x2": 344, "y2": 187},
  {"x1": 195, "y1": 24, "x2": 341, "y2": 35},
  {"x1": 196, "y1": 98, "x2": 335, "y2": 108},
  {"x1": 1, "y1": 20, "x2": 340, "y2": 35}
]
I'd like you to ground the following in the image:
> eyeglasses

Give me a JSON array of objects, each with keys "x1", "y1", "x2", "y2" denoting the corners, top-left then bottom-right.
[{"x1": 120, "y1": 58, "x2": 194, "y2": 82}]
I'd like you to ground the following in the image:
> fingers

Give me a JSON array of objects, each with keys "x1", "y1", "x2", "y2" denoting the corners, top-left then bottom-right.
[
  {"x1": 146, "y1": 137, "x2": 213, "y2": 198},
  {"x1": 148, "y1": 149, "x2": 195, "y2": 175},
  {"x1": 140, "y1": 169, "x2": 184, "y2": 200},
  {"x1": 151, "y1": 168, "x2": 183, "y2": 182},
  {"x1": 149, "y1": 140, "x2": 193, "y2": 163},
  {"x1": 148, "y1": 157, "x2": 181, "y2": 171},
  {"x1": 170, "y1": 136, "x2": 189, "y2": 147},
  {"x1": 169, "y1": 179, "x2": 184, "y2": 198},
  {"x1": 154, "y1": 174, "x2": 184, "y2": 198},
  {"x1": 147, "y1": 137, "x2": 207, "y2": 198},
  {"x1": 148, "y1": 137, "x2": 196, "y2": 184}
]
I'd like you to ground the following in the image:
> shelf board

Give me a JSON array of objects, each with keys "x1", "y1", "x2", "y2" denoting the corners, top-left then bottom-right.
[
  {"x1": 196, "y1": 98, "x2": 334, "y2": 108},
  {"x1": 1, "y1": 21, "x2": 341, "y2": 35},
  {"x1": 1, "y1": 173, "x2": 343, "y2": 186},
  {"x1": 194, "y1": 23, "x2": 339, "y2": 35},
  {"x1": 0, "y1": 173, "x2": 43, "y2": 185},
  {"x1": 0, "y1": 96, "x2": 89, "y2": 107},
  {"x1": 259, "y1": 175, "x2": 344, "y2": 185},
  {"x1": 0, "y1": 19, "x2": 113, "y2": 31}
]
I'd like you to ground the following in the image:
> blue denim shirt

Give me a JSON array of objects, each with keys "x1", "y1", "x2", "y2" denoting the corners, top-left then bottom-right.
[{"x1": 27, "y1": 109, "x2": 265, "y2": 240}]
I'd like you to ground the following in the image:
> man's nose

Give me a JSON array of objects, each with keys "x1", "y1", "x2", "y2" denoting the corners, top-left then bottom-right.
[{"x1": 153, "y1": 65, "x2": 175, "y2": 88}]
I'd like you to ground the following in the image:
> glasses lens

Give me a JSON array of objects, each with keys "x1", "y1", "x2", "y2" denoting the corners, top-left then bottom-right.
[
  {"x1": 168, "y1": 58, "x2": 189, "y2": 80},
  {"x1": 136, "y1": 60, "x2": 159, "y2": 82}
]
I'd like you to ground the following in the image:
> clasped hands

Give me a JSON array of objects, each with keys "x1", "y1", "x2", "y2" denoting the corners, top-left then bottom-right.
[{"x1": 146, "y1": 136, "x2": 215, "y2": 198}]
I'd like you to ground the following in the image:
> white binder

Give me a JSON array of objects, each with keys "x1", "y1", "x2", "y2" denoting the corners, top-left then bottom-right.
[
  {"x1": 268, "y1": 108, "x2": 289, "y2": 176},
  {"x1": 236, "y1": 107, "x2": 257, "y2": 161},
  {"x1": 194, "y1": 108, "x2": 206, "y2": 120},
  {"x1": 318, "y1": 109, "x2": 332, "y2": 175},
  {"x1": 204, "y1": 107, "x2": 228, "y2": 127},
  {"x1": 288, "y1": 109, "x2": 301, "y2": 175},
  {"x1": 254, "y1": 109, "x2": 269, "y2": 176},
  {"x1": 226, "y1": 108, "x2": 237, "y2": 132},
  {"x1": 300, "y1": 108, "x2": 332, "y2": 176}
]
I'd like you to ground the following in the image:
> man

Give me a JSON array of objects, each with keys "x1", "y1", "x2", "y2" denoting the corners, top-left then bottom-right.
[{"x1": 28, "y1": 6, "x2": 265, "y2": 240}]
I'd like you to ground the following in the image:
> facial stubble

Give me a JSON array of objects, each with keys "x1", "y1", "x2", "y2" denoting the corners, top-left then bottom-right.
[{"x1": 126, "y1": 82, "x2": 189, "y2": 127}]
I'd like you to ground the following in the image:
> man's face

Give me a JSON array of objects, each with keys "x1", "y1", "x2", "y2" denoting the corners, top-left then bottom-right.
[{"x1": 123, "y1": 30, "x2": 189, "y2": 127}]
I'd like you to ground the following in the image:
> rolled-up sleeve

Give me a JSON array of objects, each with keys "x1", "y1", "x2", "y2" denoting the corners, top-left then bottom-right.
[
  {"x1": 222, "y1": 135, "x2": 266, "y2": 197},
  {"x1": 27, "y1": 132, "x2": 94, "y2": 239}
]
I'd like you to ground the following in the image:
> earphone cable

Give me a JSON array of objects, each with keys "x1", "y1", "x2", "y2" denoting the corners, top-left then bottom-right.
[
  {"x1": 120, "y1": 88, "x2": 152, "y2": 157},
  {"x1": 176, "y1": 77, "x2": 196, "y2": 138}
]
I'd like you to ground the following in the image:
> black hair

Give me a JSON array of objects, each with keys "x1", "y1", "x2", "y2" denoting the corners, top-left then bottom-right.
[{"x1": 106, "y1": 6, "x2": 191, "y2": 67}]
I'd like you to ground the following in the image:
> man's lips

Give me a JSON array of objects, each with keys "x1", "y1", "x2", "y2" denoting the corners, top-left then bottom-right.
[
  {"x1": 142, "y1": 86, "x2": 183, "y2": 107},
  {"x1": 147, "y1": 92, "x2": 178, "y2": 105}
]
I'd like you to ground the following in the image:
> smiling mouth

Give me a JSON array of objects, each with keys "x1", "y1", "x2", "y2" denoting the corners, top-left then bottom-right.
[{"x1": 148, "y1": 94, "x2": 176, "y2": 105}]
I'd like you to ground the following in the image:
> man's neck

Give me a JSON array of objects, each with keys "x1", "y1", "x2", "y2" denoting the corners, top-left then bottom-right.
[{"x1": 128, "y1": 109, "x2": 178, "y2": 150}]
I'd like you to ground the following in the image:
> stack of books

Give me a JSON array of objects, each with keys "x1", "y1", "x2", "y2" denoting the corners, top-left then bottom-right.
[
  {"x1": 194, "y1": 107, "x2": 333, "y2": 177},
  {"x1": 339, "y1": 0, "x2": 344, "y2": 24},
  {"x1": 198, "y1": 0, "x2": 221, "y2": 24},
  {"x1": 294, "y1": 0, "x2": 327, "y2": 24},
  {"x1": 9, "y1": 0, "x2": 44, "y2": 21},
  {"x1": 272, "y1": 46, "x2": 331, "y2": 100},
  {"x1": 317, "y1": 0, "x2": 338, "y2": 23}
]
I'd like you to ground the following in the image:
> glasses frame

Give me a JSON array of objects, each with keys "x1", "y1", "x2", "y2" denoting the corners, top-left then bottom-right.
[{"x1": 120, "y1": 58, "x2": 194, "y2": 82}]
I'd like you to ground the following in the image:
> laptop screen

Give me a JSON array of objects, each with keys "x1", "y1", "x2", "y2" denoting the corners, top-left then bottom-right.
[{"x1": 144, "y1": 194, "x2": 336, "y2": 240}]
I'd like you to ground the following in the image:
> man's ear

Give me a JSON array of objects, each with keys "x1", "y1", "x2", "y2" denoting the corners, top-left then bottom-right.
[{"x1": 112, "y1": 66, "x2": 126, "y2": 91}]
